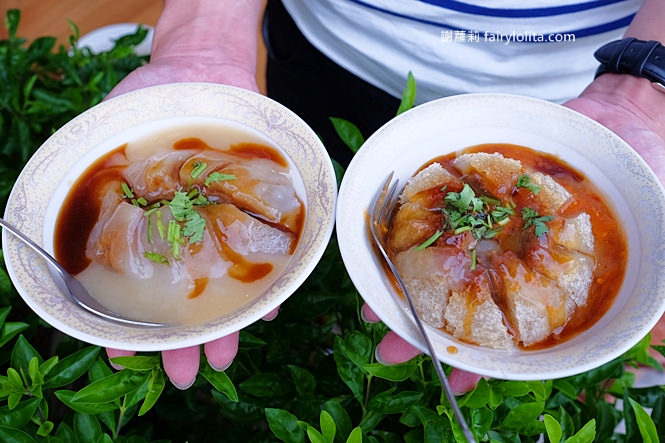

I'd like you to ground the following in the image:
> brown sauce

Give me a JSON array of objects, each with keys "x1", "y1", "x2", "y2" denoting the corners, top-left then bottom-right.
[
  {"x1": 386, "y1": 143, "x2": 627, "y2": 350},
  {"x1": 54, "y1": 139, "x2": 302, "y2": 288}
]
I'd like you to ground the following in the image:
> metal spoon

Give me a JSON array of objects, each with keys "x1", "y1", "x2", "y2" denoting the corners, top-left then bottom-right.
[{"x1": 0, "y1": 217, "x2": 168, "y2": 328}]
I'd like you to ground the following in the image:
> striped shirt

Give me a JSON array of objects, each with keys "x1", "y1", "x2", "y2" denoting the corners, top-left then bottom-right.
[{"x1": 281, "y1": 0, "x2": 642, "y2": 103}]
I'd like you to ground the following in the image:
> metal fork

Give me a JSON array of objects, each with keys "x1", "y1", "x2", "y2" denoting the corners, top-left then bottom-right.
[{"x1": 369, "y1": 173, "x2": 476, "y2": 443}]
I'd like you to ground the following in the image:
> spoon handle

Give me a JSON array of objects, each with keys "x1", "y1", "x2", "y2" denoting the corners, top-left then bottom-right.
[
  {"x1": 0, "y1": 217, "x2": 169, "y2": 328},
  {"x1": 0, "y1": 218, "x2": 65, "y2": 280}
]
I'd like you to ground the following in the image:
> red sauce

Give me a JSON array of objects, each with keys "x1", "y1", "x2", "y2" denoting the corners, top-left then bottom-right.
[
  {"x1": 386, "y1": 143, "x2": 627, "y2": 350},
  {"x1": 54, "y1": 139, "x2": 302, "y2": 293},
  {"x1": 54, "y1": 147, "x2": 128, "y2": 274}
]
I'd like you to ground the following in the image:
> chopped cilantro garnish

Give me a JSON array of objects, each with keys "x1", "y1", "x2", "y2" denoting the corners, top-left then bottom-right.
[
  {"x1": 169, "y1": 191, "x2": 194, "y2": 221},
  {"x1": 147, "y1": 212, "x2": 153, "y2": 244},
  {"x1": 183, "y1": 212, "x2": 206, "y2": 243},
  {"x1": 521, "y1": 207, "x2": 554, "y2": 237},
  {"x1": 144, "y1": 252, "x2": 169, "y2": 265},
  {"x1": 205, "y1": 172, "x2": 237, "y2": 186},
  {"x1": 190, "y1": 161, "x2": 208, "y2": 180},
  {"x1": 155, "y1": 211, "x2": 166, "y2": 240},
  {"x1": 445, "y1": 184, "x2": 484, "y2": 212},
  {"x1": 167, "y1": 190, "x2": 209, "y2": 249},
  {"x1": 516, "y1": 174, "x2": 541, "y2": 195},
  {"x1": 129, "y1": 165, "x2": 228, "y2": 263},
  {"x1": 414, "y1": 230, "x2": 443, "y2": 251},
  {"x1": 121, "y1": 182, "x2": 134, "y2": 199},
  {"x1": 167, "y1": 220, "x2": 182, "y2": 259}
]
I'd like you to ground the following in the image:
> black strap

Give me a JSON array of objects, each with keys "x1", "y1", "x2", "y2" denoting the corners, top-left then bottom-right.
[{"x1": 594, "y1": 38, "x2": 665, "y2": 87}]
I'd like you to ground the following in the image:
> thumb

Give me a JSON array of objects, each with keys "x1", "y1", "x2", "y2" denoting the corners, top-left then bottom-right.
[
  {"x1": 375, "y1": 331, "x2": 421, "y2": 364},
  {"x1": 106, "y1": 348, "x2": 136, "y2": 370},
  {"x1": 448, "y1": 368, "x2": 483, "y2": 395}
]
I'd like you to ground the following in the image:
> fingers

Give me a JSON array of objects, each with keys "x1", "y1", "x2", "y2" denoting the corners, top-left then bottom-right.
[
  {"x1": 162, "y1": 346, "x2": 200, "y2": 390},
  {"x1": 448, "y1": 369, "x2": 483, "y2": 395},
  {"x1": 204, "y1": 331, "x2": 240, "y2": 371},
  {"x1": 650, "y1": 312, "x2": 665, "y2": 364},
  {"x1": 106, "y1": 348, "x2": 136, "y2": 370},
  {"x1": 361, "y1": 303, "x2": 381, "y2": 323},
  {"x1": 375, "y1": 331, "x2": 421, "y2": 364},
  {"x1": 262, "y1": 306, "x2": 280, "y2": 321}
]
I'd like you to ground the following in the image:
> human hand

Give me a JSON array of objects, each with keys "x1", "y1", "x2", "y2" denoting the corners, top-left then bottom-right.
[
  {"x1": 361, "y1": 304, "x2": 482, "y2": 394},
  {"x1": 105, "y1": 55, "x2": 258, "y2": 100},
  {"x1": 102, "y1": 0, "x2": 267, "y2": 387},
  {"x1": 107, "y1": 308, "x2": 279, "y2": 389},
  {"x1": 565, "y1": 73, "x2": 665, "y2": 362}
]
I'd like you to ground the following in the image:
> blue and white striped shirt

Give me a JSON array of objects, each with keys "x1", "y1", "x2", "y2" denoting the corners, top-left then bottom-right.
[{"x1": 282, "y1": 0, "x2": 642, "y2": 103}]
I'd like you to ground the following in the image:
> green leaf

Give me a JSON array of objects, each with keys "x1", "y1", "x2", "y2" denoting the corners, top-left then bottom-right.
[
  {"x1": 333, "y1": 337, "x2": 365, "y2": 403},
  {"x1": 498, "y1": 380, "x2": 532, "y2": 398},
  {"x1": 74, "y1": 412, "x2": 102, "y2": 443},
  {"x1": 200, "y1": 363, "x2": 238, "y2": 401},
  {"x1": 11, "y1": 335, "x2": 42, "y2": 373},
  {"x1": 96, "y1": 433, "x2": 113, "y2": 443},
  {"x1": 28, "y1": 356, "x2": 39, "y2": 384},
  {"x1": 330, "y1": 117, "x2": 364, "y2": 153},
  {"x1": 7, "y1": 392, "x2": 22, "y2": 410},
  {"x1": 345, "y1": 427, "x2": 363, "y2": 443},
  {"x1": 0, "y1": 306, "x2": 11, "y2": 329},
  {"x1": 238, "y1": 331, "x2": 266, "y2": 350},
  {"x1": 471, "y1": 407, "x2": 493, "y2": 442},
  {"x1": 460, "y1": 377, "x2": 490, "y2": 409},
  {"x1": 108, "y1": 355, "x2": 159, "y2": 371},
  {"x1": 566, "y1": 419, "x2": 596, "y2": 443},
  {"x1": 552, "y1": 379, "x2": 578, "y2": 399},
  {"x1": 501, "y1": 401, "x2": 544, "y2": 430},
  {"x1": 4, "y1": 9, "x2": 20, "y2": 39},
  {"x1": 44, "y1": 347, "x2": 100, "y2": 388},
  {"x1": 54, "y1": 390, "x2": 119, "y2": 414},
  {"x1": 55, "y1": 422, "x2": 75, "y2": 442},
  {"x1": 320, "y1": 410, "x2": 336, "y2": 443},
  {"x1": 568, "y1": 358, "x2": 623, "y2": 388},
  {"x1": 0, "y1": 397, "x2": 40, "y2": 428},
  {"x1": 323, "y1": 399, "x2": 352, "y2": 443},
  {"x1": 595, "y1": 401, "x2": 621, "y2": 441},
  {"x1": 306, "y1": 425, "x2": 327, "y2": 443},
  {"x1": 364, "y1": 361, "x2": 418, "y2": 382},
  {"x1": 239, "y1": 373, "x2": 292, "y2": 398},
  {"x1": 342, "y1": 331, "x2": 372, "y2": 368},
  {"x1": 123, "y1": 375, "x2": 150, "y2": 409},
  {"x1": 0, "y1": 425, "x2": 35, "y2": 443},
  {"x1": 7, "y1": 367, "x2": 23, "y2": 390},
  {"x1": 36, "y1": 420, "x2": 54, "y2": 437},
  {"x1": 396, "y1": 71, "x2": 416, "y2": 115},
  {"x1": 287, "y1": 365, "x2": 316, "y2": 397},
  {"x1": 368, "y1": 389, "x2": 423, "y2": 414},
  {"x1": 71, "y1": 370, "x2": 149, "y2": 403},
  {"x1": 138, "y1": 369, "x2": 165, "y2": 416},
  {"x1": 628, "y1": 398, "x2": 659, "y2": 443},
  {"x1": 544, "y1": 414, "x2": 562, "y2": 443},
  {"x1": 38, "y1": 356, "x2": 59, "y2": 378},
  {"x1": 88, "y1": 357, "x2": 113, "y2": 382},
  {"x1": 265, "y1": 408, "x2": 305, "y2": 443}
]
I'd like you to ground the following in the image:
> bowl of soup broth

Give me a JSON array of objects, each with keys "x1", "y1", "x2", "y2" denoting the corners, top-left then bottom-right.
[
  {"x1": 337, "y1": 93, "x2": 665, "y2": 380},
  {"x1": 3, "y1": 83, "x2": 336, "y2": 351}
]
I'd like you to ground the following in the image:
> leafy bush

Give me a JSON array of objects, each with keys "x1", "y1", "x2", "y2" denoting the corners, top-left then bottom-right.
[{"x1": 1, "y1": 9, "x2": 665, "y2": 442}]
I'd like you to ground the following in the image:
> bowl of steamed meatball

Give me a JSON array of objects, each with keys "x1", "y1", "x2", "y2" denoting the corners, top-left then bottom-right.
[
  {"x1": 337, "y1": 93, "x2": 665, "y2": 380},
  {"x1": 3, "y1": 83, "x2": 336, "y2": 351}
]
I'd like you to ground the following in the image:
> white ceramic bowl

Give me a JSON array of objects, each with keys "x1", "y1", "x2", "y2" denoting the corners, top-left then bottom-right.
[
  {"x1": 337, "y1": 93, "x2": 665, "y2": 380},
  {"x1": 3, "y1": 83, "x2": 336, "y2": 351}
]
